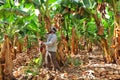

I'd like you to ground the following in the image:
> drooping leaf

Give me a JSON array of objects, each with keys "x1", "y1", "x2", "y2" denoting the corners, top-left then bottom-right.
[
  {"x1": 49, "y1": 0, "x2": 57, "y2": 4},
  {"x1": 0, "y1": 0, "x2": 5, "y2": 6},
  {"x1": 105, "y1": 0, "x2": 113, "y2": 3},
  {"x1": 97, "y1": 0, "x2": 103, "y2": 3},
  {"x1": 0, "y1": 8, "x2": 29, "y2": 19},
  {"x1": 83, "y1": 0, "x2": 92, "y2": 8},
  {"x1": 102, "y1": 19, "x2": 109, "y2": 28},
  {"x1": 87, "y1": 22, "x2": 97, "y2": 34},
  {"x1": 116, "y1": 0, "x2": 120, "y2": 13},
  {"x1": 27, "y1": 20, "x2": 38, "y2": 32},
  {"x1": 33, "y1": 52, "x2": 43, "y2": 67}
]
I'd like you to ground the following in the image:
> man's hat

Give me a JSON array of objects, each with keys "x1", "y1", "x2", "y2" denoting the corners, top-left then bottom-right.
[{"x1": 50, "y1": 26, "x2": 57, "y2": 33}]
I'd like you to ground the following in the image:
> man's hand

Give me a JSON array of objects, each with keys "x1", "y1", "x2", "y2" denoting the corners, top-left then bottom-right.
[
  {"x1": 39, "y1": 40, "x2": 46, "y2": 53},
  {"x1": 39, "y1": 41, "x2": 44, "y2": 47}
]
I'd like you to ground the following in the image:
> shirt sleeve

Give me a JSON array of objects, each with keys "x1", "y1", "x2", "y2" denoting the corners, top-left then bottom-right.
[{"x1": 44, "y1": 35, "x2": 57, "y2": 46}]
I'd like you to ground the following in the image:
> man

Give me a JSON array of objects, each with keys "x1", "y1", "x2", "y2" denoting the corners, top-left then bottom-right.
[{"x1": 42, "y1": 26, "x2": 60, "y2": 71}]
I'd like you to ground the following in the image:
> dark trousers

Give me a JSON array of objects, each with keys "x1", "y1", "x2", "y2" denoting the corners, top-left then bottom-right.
[{"x1": 45, "y1": 51, "x2": 60, "y2": 70}]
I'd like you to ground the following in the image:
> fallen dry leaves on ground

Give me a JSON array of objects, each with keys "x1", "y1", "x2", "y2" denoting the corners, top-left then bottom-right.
[{"x1": 12, "y1": 47, "x2": 120, "y2": 80}]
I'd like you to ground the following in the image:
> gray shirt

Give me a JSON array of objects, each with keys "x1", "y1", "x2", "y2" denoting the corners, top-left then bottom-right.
[{"x1": 44, "y1": 33, "x2": 57, "y2": 52}]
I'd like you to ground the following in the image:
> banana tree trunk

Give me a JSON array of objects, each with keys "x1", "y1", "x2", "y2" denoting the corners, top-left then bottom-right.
[
  {"x1": 57, "y1": 33, "x2": 68, "y2": 66},
  {"x1": 4, "y1": 35, "x2": 14, "y2": 79},
  {"x1": 93, "y1": 14, "x2": 112, "y2": 63},
  {"x1": 71, "y1": 27, "x2": 75, "y2": 55},
  {"x1": 0, "y1": 63, "x2": 2, "y2": 80},
  {"x1": 0, "y1": 35, "x2": 15, "y2": 79},
  {"x1": 112, "y1": 0, "x2": 120, "y2": 63},
  {"x1": 101, "y1": 37, "x2": 111, "y2": 63}
]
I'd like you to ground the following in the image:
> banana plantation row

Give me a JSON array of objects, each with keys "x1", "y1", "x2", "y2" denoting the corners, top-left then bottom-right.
[{"x1": 0, "y1": 0, "x2": 120, "y2": 79}]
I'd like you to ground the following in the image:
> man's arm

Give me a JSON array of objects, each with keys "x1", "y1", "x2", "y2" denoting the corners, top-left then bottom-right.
[{"x1": 44, "y1": 35, "x2": 57, "y2": 46}]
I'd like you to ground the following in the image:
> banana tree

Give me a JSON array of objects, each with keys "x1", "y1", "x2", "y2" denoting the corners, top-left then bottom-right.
[
  {"x1": 56, "y1": 0, "x2": 115, "y2": 63},
  {"x1": 80, "y1": 0, "x2": 117, "y2": 63},
  {"x1": 108, "y1": 0, "x2": 120, "y2": 63},
  {"x1": 0, "y1": 0, "x2": 46, "y2": 47},
  {"x1": 95, "y1": 0, "x2": 120, "y2": 63},
  {"x1": 0, "y1": 0, "x2": 44, "y2": 79}
]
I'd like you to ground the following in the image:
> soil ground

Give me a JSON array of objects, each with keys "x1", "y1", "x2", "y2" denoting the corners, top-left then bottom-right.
[{"x1": 13, "y1": 47, "x2": 120, "y2": 80}]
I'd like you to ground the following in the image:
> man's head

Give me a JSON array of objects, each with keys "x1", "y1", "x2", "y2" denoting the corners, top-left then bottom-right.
[{"x1": 49, "y1": 26, "x2": 57, "y2": 33}]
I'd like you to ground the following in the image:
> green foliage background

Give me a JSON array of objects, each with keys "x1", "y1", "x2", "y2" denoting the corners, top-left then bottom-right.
[{"x1": 0, "y1": 0, "x2": 116, "y2": 47}]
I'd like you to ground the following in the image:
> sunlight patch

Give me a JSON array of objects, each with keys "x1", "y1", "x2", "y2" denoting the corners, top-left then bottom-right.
[
  {"x1": 35, "y1": 9, "x2": 40, "y2": 16},
  {"x1": 14, "y1": 0, "x2": 20, "y2": 6}
]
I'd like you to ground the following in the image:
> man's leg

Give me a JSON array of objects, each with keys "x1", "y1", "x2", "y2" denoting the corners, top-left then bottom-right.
[
  {"x1": 45, "y1": 51, "x2": 52, "y2": 69},
  {"x1": 49, "y1": 52, "x2": 60, "y2": 70}
]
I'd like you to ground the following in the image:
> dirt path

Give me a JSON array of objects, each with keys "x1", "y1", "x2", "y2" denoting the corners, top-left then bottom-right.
[
  {"x1": 13, "y1": 48, "x2": 120, "y2": 80},
  {"x1": 63, "y1": 49, "x2": 120, "y2": 80}
]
